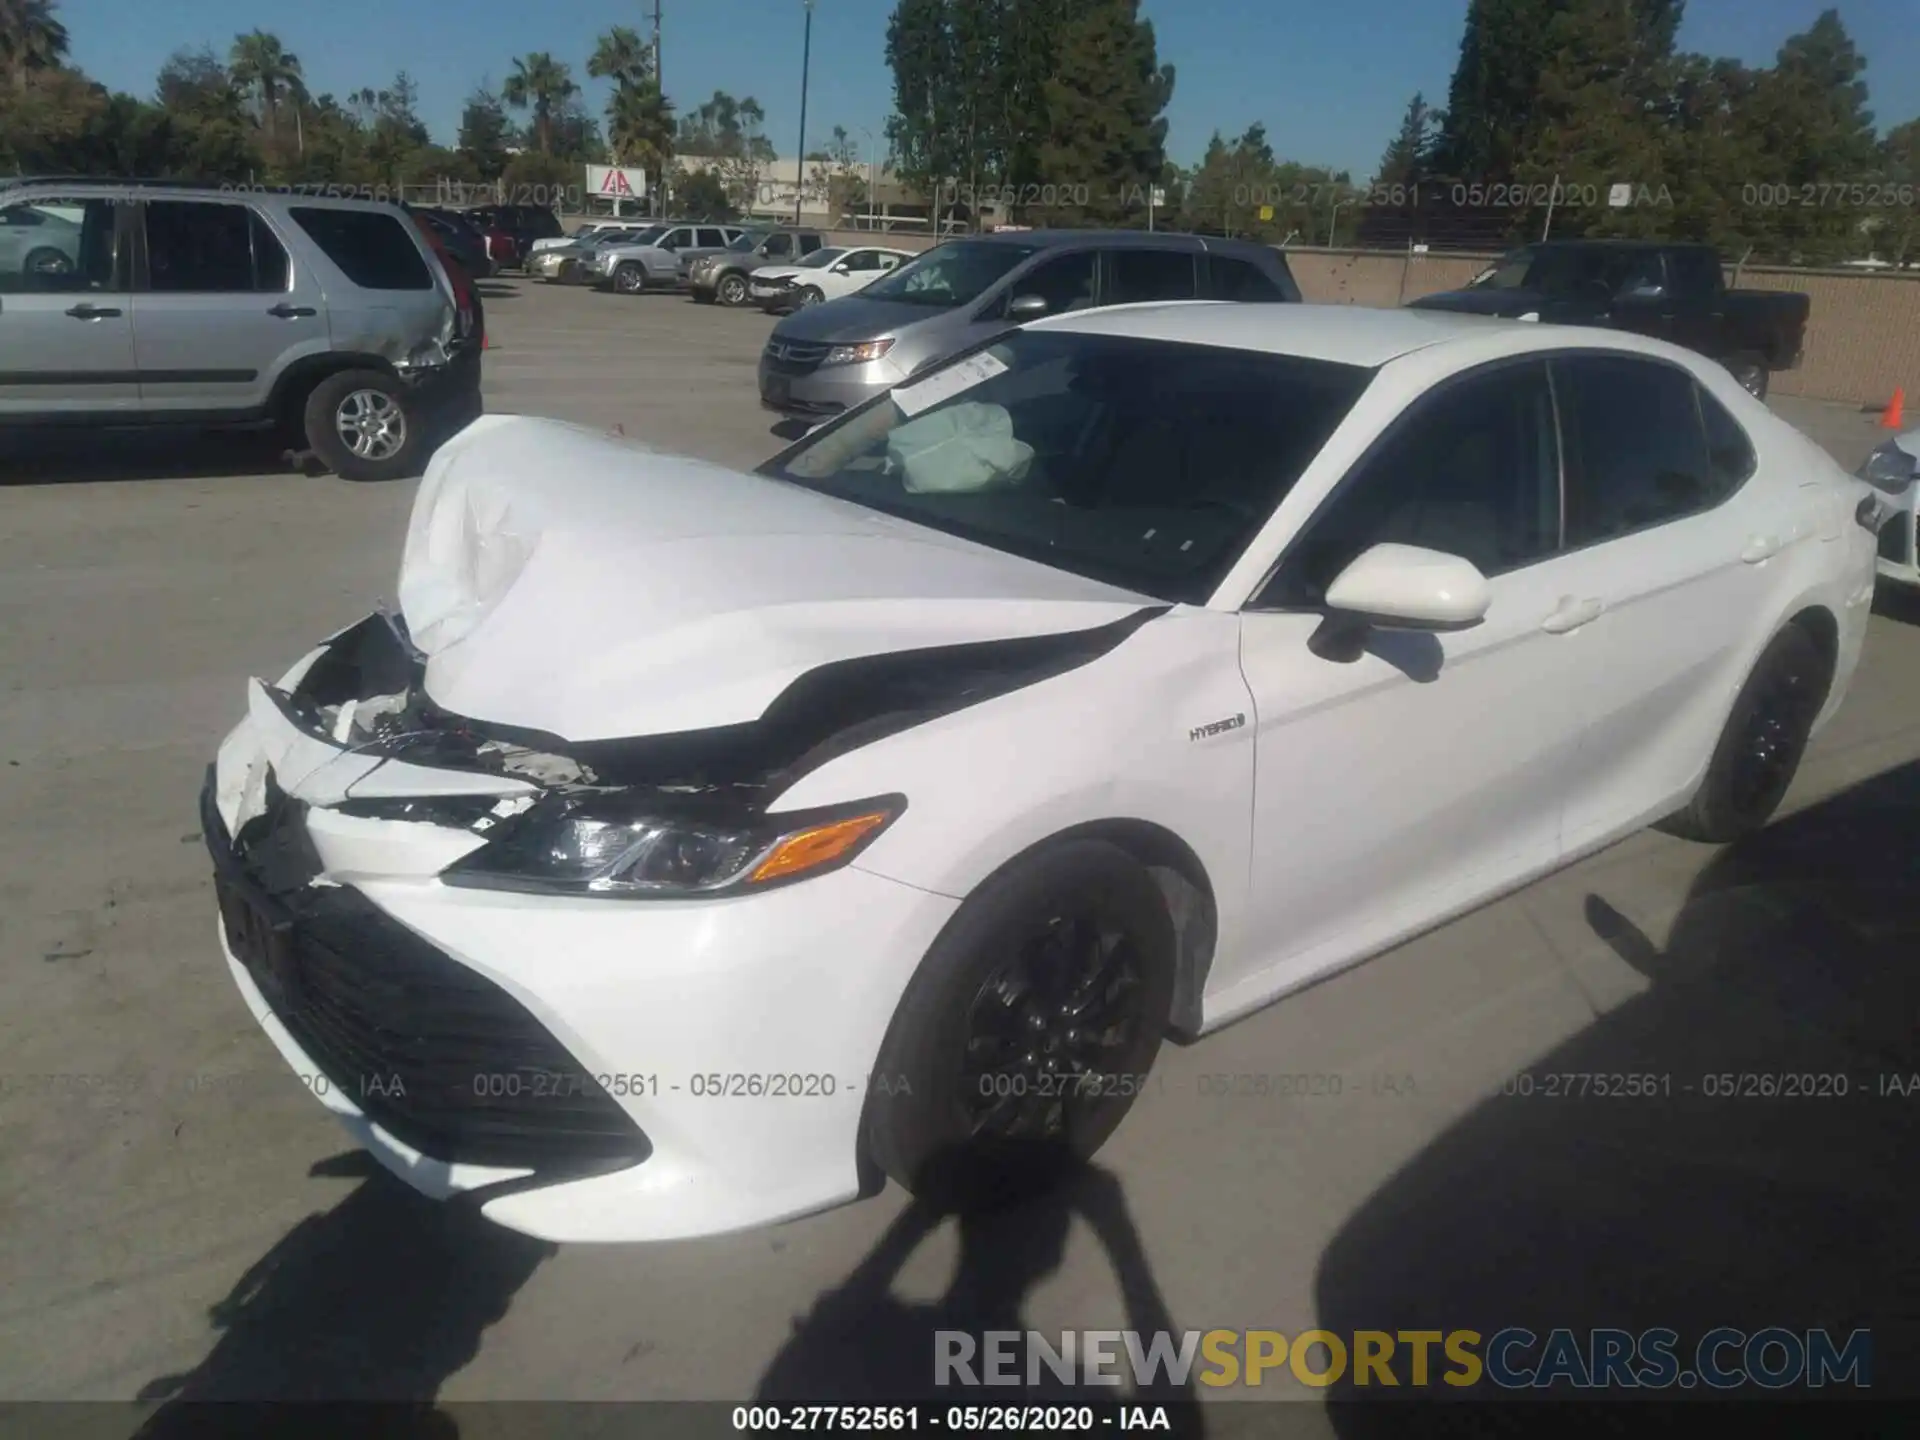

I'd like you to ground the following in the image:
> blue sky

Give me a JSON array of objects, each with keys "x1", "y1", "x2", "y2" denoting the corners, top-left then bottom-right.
[{"x1": 58, "y1": 0, "x2": 1918, "y2": 178}]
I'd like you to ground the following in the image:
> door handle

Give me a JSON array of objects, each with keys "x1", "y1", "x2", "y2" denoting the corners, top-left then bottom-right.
[
  {"x1": 267, "y1": 303, "x2": 318, "y2": 318},
  {"x1": 64, "y1": 304, "x2": 122, "y2": 320},
  {"x1": 1540, "y1": 596, "x2": 1605, "y2": 634},
  {"x1": 1740, "y1": 535, "x2": 1782, "y2": 564}
]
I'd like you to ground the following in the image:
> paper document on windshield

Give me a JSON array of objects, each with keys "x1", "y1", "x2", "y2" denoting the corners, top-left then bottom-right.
[{"x1": 893, "y1": 350, "x2": 1009, "y2": 417}]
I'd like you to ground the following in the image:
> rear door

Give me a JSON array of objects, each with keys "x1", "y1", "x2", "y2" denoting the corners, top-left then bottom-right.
[
  {"x1": 284, "y1": 204, "x2": 452, "y2": 354},
  {"x1": 0, "y1": 194, "x2": 137, "y2": 416},
  {"x1": 1101, "y1": 246, "x2": 1198, "y2": 305},
  {"x1": 131, "y1": 198, "x2": 320, "y2": 415},
  {"x1": 1547, "y1": 352, "x2": 1797, "y2": 849}
]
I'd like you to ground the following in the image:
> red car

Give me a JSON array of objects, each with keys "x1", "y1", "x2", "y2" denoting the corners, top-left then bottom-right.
[{"x1": 482, "y1": 226, "x2": 519, "y2": 271}]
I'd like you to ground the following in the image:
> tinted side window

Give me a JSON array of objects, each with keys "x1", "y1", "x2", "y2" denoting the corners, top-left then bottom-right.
[
  {"x1": 251, "y1": 212, "x2": 290, "y2": 291},
  {"x1": 1669, "y1": 249, "x2": 1723, "y2": 297},
  {"x1": 145, "y1": 202, "x2": 263, "y2": 292},
  {"x1": 1105, "y1": 248, "x2": 1196, "y2": 304},
  {"x1": 696, "y1": 227, "x2": 726, "y2": 248},
  {"x1": 1698, "y1": 383, "x2": 1756, "y2": 494},
  {"x1": 1206, "y1": 256, "x2": 1287, "y2": 302},
  {"x1": 0, "y1": 197, "x2": 120, "y2": 294},
  {"x1": 1004, "y1": 251, "x2": 1096, "y2": 316},
  {"x1": 762, "y1": 233, "x2": 794, "y2": 258},
  {"x1": 289, "y1": 208, "x2": 433, "y2": 290},
  {"x1": 530, "y1": 209, "x2": 564, "y2": 238},
  {"x1": 1264, "y1": 362, "x2": 1561, "y2": 607},
  {"x1": 798, "y1": 234, "x2": 825, "y2": 254},
  {"x1": 1559, "y1": 355, "x2": 1715, "y2": 545}
]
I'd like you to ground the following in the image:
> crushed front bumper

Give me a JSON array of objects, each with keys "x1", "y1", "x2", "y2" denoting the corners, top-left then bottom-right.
[{"x1": 203, "y1": 614, "x2": 959, "y2": 1242}]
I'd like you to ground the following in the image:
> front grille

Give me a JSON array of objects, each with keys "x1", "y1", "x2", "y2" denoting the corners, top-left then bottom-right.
[
  {"x1": 206, "y1": 778, "x2": 650, "y2": 1174},
  {"x1": 763, "y1": 338, "x2": 830, "y2": 376},
  {"x1": 1880, "y1": 511, "x2": 1915, "y2": 566}
]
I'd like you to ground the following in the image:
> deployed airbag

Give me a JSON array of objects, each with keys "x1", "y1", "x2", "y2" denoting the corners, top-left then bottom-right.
[{"x1": 888, "y1": 403, "x2": 1034, "y2": 495}]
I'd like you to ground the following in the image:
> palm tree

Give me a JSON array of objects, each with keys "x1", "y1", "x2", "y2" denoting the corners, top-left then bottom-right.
[
  {"x1": 502, "y1": 52, "x2": 578, "y2": 155},
  {"x1": 587, "y1": 25, "x2": 651, "y2": 87},
  {"x1": 228, "y1": 29, "x2": 304, "y2": 144},
  {"x1": 1, "y1": 0, "x2": 70, "y2": 91}
]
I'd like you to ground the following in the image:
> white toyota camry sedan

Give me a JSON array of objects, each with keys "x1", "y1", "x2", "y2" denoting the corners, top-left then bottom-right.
[{"x1": 204, "y1": 303, "x2": 1906, "y2": 1243}]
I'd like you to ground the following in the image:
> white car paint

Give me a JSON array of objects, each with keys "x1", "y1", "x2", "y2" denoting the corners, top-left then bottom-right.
[
  {"x1": 750, "y1": 247, "x2": 915, "y2": 305},
  {"x1": 206, "y1": 303, "x2": 1885, "y2": 1243}
]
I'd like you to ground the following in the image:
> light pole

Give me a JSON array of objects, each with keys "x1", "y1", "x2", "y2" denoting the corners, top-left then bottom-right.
[
  {"x1": 1327, "y1": 196, "x2": 1350, "y2": 248},
  {"x1": 856, "y1": 123, "x2": 877, "y2": 230},
  {"x1": 794, "y1": 0, "x2": 815, "y2": 226}
]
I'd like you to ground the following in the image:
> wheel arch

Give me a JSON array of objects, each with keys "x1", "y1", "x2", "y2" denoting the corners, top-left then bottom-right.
[{"x1": 271, "y1": 353, "x2": 399, "y2": 432}]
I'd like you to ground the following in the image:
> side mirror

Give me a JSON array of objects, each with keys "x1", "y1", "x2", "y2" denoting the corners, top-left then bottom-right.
[
  {"x1": 1007, "y1": 293, "x2": 1050, "y2": 319},
  {"x1": 1310, "y1": 543, "x2": 1491, "y2": 662},
  {"x1": 1860, "y1": 440, "x2": 1919, "y2": 496}
]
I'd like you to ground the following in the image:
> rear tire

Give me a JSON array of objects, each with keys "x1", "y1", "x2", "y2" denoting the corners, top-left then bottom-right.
[
  {"x1": 1660, "y1": 623, "x2": 1828, "y2": 844},
  {"x1": 864, "y1": 840, "x2": 1175, "y2": 1212},
  {"x1": 302, "y1": 369, "x2": 424, "y2": 483}
]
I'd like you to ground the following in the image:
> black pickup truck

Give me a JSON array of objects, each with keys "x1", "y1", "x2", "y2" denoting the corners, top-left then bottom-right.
[{"x1": 1408, "y1": 240, "x2": 1810, "y2": 399}]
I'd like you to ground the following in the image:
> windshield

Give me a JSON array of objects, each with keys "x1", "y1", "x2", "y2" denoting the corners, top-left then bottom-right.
[
  {"x1": 599, "y1": 225, "x2": 665, "y2": 248},
  {"x1": 796, "y1": 248, "x2": 847, "y2": 269},
  {"x1": 860, "y1": 240, "x2": 1038, "y2": 307},
  {"x1": 759, "y1": 330, "x2": 1372, "y2": 603},
  {"x1": 728, "y1": 232, "x2": 766, "y2": 251}
]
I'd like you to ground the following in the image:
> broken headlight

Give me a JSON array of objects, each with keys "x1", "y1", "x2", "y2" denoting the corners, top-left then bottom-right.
[{"x1": 441, "y1": 790, "x2": 906, "y2": 898}]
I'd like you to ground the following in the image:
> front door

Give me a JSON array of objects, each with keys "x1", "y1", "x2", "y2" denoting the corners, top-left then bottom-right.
[
  {"x1": 1233, "y1": 360, "x2": 1592, "y2": 997},
  {"x1": 131, "y1": 199, "x2": 319, "y2": 416},
  {"x1": 0, "y1": 195, "x2": 136, "y2": 416}
]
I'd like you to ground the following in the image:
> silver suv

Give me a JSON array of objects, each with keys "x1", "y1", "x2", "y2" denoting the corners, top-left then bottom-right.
[
  {"x1": 758, "y1": 230, "x2": 1301, "y2": 419},
  {"x1": 0, "y1": 178, "x2": 482, "y2": 481},
  {"x1": 598, "y1": 223, "x2": 752, "y2": 295}
]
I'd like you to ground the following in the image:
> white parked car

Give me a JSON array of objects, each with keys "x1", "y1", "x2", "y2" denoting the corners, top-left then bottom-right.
[
  {"x1": 1863, "y1": 429, "x2": 1920, "y2": 588},
  {"x1": 750, "y1": 245, "x2": 916, "y2": 311},
  {"x1": 204, "y1": 304, "x2": 1902, "y2": 1243}
]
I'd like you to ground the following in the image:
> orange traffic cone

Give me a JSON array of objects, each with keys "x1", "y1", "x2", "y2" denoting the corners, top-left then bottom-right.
[{"x1": 1881, "y1": 387, "x2": 1905, "y2": 429}]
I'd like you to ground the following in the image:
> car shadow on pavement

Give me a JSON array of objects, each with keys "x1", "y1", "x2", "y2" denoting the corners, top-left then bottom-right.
[
  {"x1": 131, "y1": 1150, "x2": 556, "y2": 1439},
  {"x1": 0, "y1": 429, "x2": 317, "y2": 486},
  {"x1": 1313, "y1": 758, "x2": 1920, "y2": 1433},
  {"x1": 754, "y1": 1161, "x2": 1204, "y2": 1434}
]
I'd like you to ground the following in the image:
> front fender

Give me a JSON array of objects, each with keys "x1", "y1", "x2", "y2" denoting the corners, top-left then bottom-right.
[{"x1": 773, "y1": 607, "x2": 1257, "y2": 978}]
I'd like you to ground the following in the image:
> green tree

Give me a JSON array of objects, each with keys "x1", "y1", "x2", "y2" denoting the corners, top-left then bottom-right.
[
  {"x1": 591, "y1": 26, "x2": 675, "y2": 203},
  {"x1": 1880, "y1": 117, "x2": 1920, "y2": 265},
  {"x1": 676, "y1": 166, "x2": 739, "y2": 221},
  {"x1": 1035, "y1": 0, "x2": 1173, "y2": 226},
  {"x1": 0, "y1": 0, "x2": 68, "y2": 92},
  {"x1": 458, "y1": 83, "x2": 514, "y2": 179},
  {"x1": 228, "y1": 29, "x2": 304, "y2": 146},
  {"x1": 1375, "y1": 92, "x2": 1443, "y2": 187},
  {"x1": 1741, "y1": 7, "x2": 1878, "y2": 262},
  {"x1": 1437, "y1": 0, "x2": 1576, "y2": 180},
  {"x1": 502, "y1": 52, "x2": 578, "y2": 155},
  {"x1": 153, "y1": 46, "x2": 259, "y2": 178}
]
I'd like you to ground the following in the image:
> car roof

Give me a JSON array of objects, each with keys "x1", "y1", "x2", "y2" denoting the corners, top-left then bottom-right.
[
  {"x1": 1031, "y1": 301, "x2": 1700, "y2": 369},
  {"x1": 0, "y1": 176, "x2": 406, "y2": 212}
]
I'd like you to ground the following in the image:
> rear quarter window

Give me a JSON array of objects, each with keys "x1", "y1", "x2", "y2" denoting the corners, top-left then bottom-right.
[{"x1": 289, "y1": 207, "x2": 433, "y2": 290}]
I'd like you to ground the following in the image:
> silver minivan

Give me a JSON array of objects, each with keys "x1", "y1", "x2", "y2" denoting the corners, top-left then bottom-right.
[
  {"x1": 757, "y1": 229, "x2": 1302, "y2": 417},
  {"x1": 0, "y1": 179, "x2": 479, "y2": 481}
]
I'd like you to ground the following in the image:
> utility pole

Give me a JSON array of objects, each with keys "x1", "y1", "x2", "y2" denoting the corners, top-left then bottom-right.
[
  {"x1": 652, "y1": 0, "x2": 664, "y2": 216},
  {"x1": 795, "y1": 0, "x2": 815, "y2": 226}
]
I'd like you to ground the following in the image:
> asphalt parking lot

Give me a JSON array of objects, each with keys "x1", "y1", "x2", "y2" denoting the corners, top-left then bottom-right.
[{"x1": 3, "y1": 278, "x2": 1919, "y2": 1423}]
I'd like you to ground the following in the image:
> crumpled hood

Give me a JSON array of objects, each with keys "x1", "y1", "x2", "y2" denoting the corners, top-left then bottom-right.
[{"x1": 398, "y1": 416, "x2": 1151, "y2": 741}]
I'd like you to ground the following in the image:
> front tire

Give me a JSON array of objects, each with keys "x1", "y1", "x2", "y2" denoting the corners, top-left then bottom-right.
[
  {"x1": 1661, "y1": 623, "x2": 1829, "y2": 844},
  {"x1": 717, "y1": 272, "x2": 751, "y2": 307},
  {"x1": 795, "y1": 285, "x2": 825, "y2": 309},
  {"x1": 302, "y1": 369, "x2": 423, "y2": 483},
  {"x1": 864, "y1": 840, "x2": 1175, "y2": 1210},
  {"x1": 613, "y1": 262, "x2": 648, "y2": 295}
]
